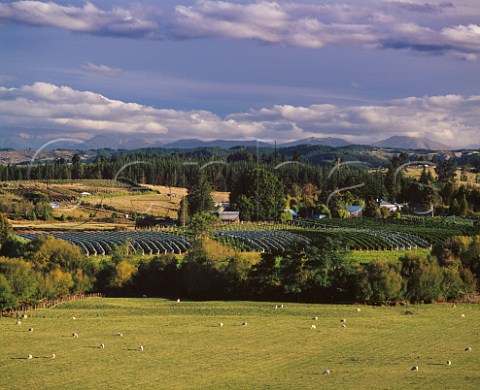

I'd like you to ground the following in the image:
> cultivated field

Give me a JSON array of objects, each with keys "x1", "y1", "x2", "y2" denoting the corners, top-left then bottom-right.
[{"x1": 1, "y1": 299, "x2": 479, "y2": 389}]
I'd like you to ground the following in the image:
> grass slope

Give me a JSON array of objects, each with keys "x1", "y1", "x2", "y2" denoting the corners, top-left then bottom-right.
[{"x1": 1, "y1": 299, "x2": 479, "y2": 389}]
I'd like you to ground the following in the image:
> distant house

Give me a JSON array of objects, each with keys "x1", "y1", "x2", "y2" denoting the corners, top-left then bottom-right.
[
  {"x1": 347, "y1": 205, "x2": 363, "y2": 218},
  {"x1": 378, "y1": 200, "x2": 398, "y2": 212},
  {"x1": 283, "y1": 209, "x2": 298, "y2": 217},
  {"x1": 216, "y1": 211, "x2": 240, "y2": 223},
  {"x1": 311, "y1": 214, "x2": 328, "y2": 219},
  {"x1": 80, "y1": 191, "x2": 91, "y2": 197},
  {"x1": 215, "y1": 201, "x2": 231, "y2": 212}
]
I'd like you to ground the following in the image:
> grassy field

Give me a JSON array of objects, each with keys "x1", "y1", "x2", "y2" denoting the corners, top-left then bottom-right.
[
  {"x1": 346, "y1": 248, "x2": 432, "y2": 263},
  {"x1": 1, "y1": 299, "x2": 479, "y2": 389}
]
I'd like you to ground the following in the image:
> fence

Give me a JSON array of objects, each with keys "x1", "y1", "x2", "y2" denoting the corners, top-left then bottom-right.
[{"x1": 0, "y1": 293, "x2": 104, "y2": 317}]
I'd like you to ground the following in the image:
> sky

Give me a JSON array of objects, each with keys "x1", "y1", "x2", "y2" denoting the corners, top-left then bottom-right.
[{"x1": 0, "y1": 0, "x2": 479, "y2": 147}]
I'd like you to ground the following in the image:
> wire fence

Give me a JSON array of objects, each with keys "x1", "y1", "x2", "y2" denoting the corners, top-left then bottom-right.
[{"x1": 0, "y1": 293, "x2": 104, "y2": 317}]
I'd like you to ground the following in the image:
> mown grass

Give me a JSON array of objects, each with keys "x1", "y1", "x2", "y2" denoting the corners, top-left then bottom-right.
[
  {"x1": 345, "y1": 248, "x2": 432, "y2": 263},
  {"x1": 1, "y1": 298, "x2": 479, "y2": 389}
]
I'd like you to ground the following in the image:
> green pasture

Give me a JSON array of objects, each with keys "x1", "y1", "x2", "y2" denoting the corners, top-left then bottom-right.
[{"x1": 1, "y1": 298, "x2": 479, "y2": 389}]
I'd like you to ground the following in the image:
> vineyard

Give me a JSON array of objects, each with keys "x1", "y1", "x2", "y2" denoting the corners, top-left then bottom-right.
[
  {"x1": 216, "y1": 230, "x2": 310, "y2": 252},
  {"x1": 19, "y1": 231, "x2": 192, "y2": 256}
]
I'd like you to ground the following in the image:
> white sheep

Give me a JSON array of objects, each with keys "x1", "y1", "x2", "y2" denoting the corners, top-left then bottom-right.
[
  {"x1": 411, "y1": 366, "x2": 419, "y2": 372},
  {"x1": 452, "y1": 304, "x2": 456, "y2": 308},
  {"x1": 242, "y1": 322, "x2": 248, "y2": 326},
  {"x1": 446, "y1": 360, "x2": 452, "y2": 366},
  {"x1": 116, "y1": 332, "x2": 123, "y2": 337},
  {"x1": 23, "y1": 314, "x2": 28, "y2": 319},
  {"x1": 340, "y1": 319, "x2": 346, "y2": 323},
  {"x1": 15, "y1": 321, "x2": 21, "y2": 326},
  {"x1": 176, "y1": 298, "x2": 181, "y2": 303},
  {"x1": 219, "y1": 323, "x2": 224, "y2": 327},
  {"x1": 28, "y1": 328, "x2": 33, "y2": 332},
  {"x1": 312, "y1": 316, "x2": 318, "y2": 321},
  {"x1": 341, "y1": 324, "x2": 347, "y2": 328},
  {"x1": 461, "y1": 314, "x2": 465, "y2": 318},
  {"x1": 323, "y1": 369, "x2": 330, "y2": 374},
  {"x1": 280, "y1": 304, "x2": 284, "y2": 309},
  {"x1": 100, "y1": 343, "x2": 105, "y2": 349},
  {"x1": 139, "y1": 345, "x2": 144, "y2": 351},
  {"x1": 311, "y1": 325, "x2": 317, "y2": 329},
  {"x1": 51, "y1": 353, "x2": 56, "y2": 359},
  {"x1": 274, "y1": 305, "x2": 278, "y2": 309},
  {"x1": 72, "y1": 332, "x2": 78, "y2": 337},
  {"x1": 27, "y1": 354, "x2": 33, "y2": 360},
  {"x1": 72, "y1": 316, "x2": 76, "y2": 320},
  {"x1": 465, "y1": 347, "x2": 472, "y2": 352},
  {"x1": 356, "y1": 308, "x2": 361, "y2": 312}
]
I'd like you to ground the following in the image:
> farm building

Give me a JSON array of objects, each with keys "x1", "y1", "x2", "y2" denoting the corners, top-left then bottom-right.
[
  {"x1": 347, "y1": 205, "x2": 363, "y2": 218},
  {"x1": 216, "y1": 211, "x2": 240, "y2": 223},
  {"x1": 215, "y1": 201, "x2": 231, "y2": 212}
]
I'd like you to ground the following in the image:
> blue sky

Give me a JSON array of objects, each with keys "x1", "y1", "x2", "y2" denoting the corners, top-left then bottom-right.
[{"x1": 0, "y1": 0, "x2": 479, "y2": 146}]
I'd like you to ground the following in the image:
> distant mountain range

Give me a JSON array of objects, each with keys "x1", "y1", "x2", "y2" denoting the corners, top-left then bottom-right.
[
  {"x1": 0, "y1": 131, "x2": 463, "y2": 151},
  {"x1": 372, "y1": 136, "x2": 449, "y2": 151}
]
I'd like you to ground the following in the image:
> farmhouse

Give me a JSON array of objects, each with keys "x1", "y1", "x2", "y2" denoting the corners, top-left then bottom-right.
[
  {"x1": 347, "y1": 205, "x2": 363, "y2": 218},
  {"x1": 216, "y1": 211, "x2": 240, "y2": 223}
]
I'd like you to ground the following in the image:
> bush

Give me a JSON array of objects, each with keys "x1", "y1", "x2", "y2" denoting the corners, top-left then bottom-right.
[
  {"x1": 0, "y1": 274, "x2": 16, "y2": 310},
  {"x1": 356, "y1": 261, "x2": 403, "y2": 305}
]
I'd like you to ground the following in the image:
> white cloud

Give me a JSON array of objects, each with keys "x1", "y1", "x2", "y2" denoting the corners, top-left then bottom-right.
[
  {"x1": 81, "y1": 62, "x2": 122, "y2": 77},
  {"x1": 0, "y1": 82, "x2": 478, "y2": 147},
  {"x1": 0, "y1": 1, "x2": 479, "y2": 59}
]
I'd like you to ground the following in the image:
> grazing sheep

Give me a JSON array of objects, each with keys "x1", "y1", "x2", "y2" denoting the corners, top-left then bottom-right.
[
  {"x1": 465, "y1": 347, "x2": 472, "y2": 352},
  {"x1": 72, "y1": 316, "x2": 76, "y2": 320},
  {"x1": 176, "y1": 298, "x2": 181, "y2": 303},
  {"x1": 72, "y1": 332, "x2": 78, "y2": 338},
  {"x1": 452, "y1": 304, "x2": 456, "y2": 308},
  {"x1": 100, "y1": 343, "x2": 105, "y2": 349},
  {"x1": 323, "y1": 369, "x2": 330, "y2": 374},
  {"x1": 274, "y1": 305, "x2": 278, "y2": 309},
  {"x1": 242, "y1": 322, "x2": 248, "y2": 326},
  {"x1": 139, "y1": 345, "x2": 144, "y2": 351},
  {"x1": 51, "y1": 353, "x2": 56, "y2": 359},
  {"x1": 356, "y1": 308, "x2": 361, "y2": 312},
  {"x1": 27, "y1": 354, "x2": 33, "y2": 360},
  {"x1": 280, "y1": 304, "x2": 284, "y2": 309},
  {"x1": 116, "y1": 332, "x2": 123, "y2": 337},
  {"x1": 311, "y1": 325, "x2": 317, "y2": 330},
  {"x1": 341, "y1": 324, "x2": 347, "y2": 328},
  {"x1": 15, "y1": 321, "x2": 21, "y2": 326},
  {"x1": 461, "y1": 314, "x2": 465, "y2": 318},
  {"x1": 411, "y1": 366, "x2": 419, "y2": 372},
  {"x1": 446, "y1": 360, "x2": 452, "y2": 366},
  {"x1": 312, "y1": 316, "x2": 318, "y2": 321},
  {"x1": 28, "y1": 328, "x2": 33, "y2": 332},
  {"x1": 340, "y1": 319, "x2": 346, "y2": 323},
  {"x1": 219, "y1": 323, "x2": 224, "y2": 327},
  {"x1": 23, "y1": 314, "x2": 28, "y2": 319}
]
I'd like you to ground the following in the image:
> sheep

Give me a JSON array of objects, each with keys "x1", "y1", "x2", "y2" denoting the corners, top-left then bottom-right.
[
  {"x1": 311, "y1": 325, "x2": 317, "y2": 330},
  {"x1": 461, "y1": 314, "x2": 465, "y2": 318},
  {"x1": 23, "y1": 314, "x2": 28, "y2": 319},
  {"x1": 340, "y1": 319, "x2": 346, "y2": 323},
  {"x1": 51, "y1": 353, "x2": 56, "y2": 359},
  {"x1": 356, "y1": 308, "x2": 361, "y2": 312},
  {"x1": 72, "y1": 316, "x2": 76, "y2": 320},
  {"x1": 176, "y1": 298, "x2": 181, "y2": 303},
  {"x1": 241, "y1": 322, "x2": 248, "y2": 326},
  {"x1": 446, "y1": 360, "x2": 452, "y2": 366},
  {"x1": 312, "y1": 316, "x2": 318, "y2": 321},
  {"x1": 411, "y1": 366, "x2": 419, "y2": 372},
  {"x1": 15, "y1": 321, "x2": 21, "y2": 326},
  {"x1": 274, "y1": 305, "x2": 279, "y2": 310},
  {"x1": 139, "y1": 345, "x2": 144, "y2": 351},
  {"x1": 27, "y1": 354, "x2": 33, "y2": 360},
  {"x1": 28, "y1": 328, "x2": 33, "y2": 332},
  {"x1": 323, "y1": 369, "x2": 330, "y2": 374},
  {"x1": 452, "y1": 304, "x2": 456, "y2": 308},
  {"x1": 465, "y1": 347, "x2": 472, "y2": 352},
  {"x1": 341, "y1": 324, "x2": 347, "y2": 328},
  {"x1": 280, "y1": 304, "x2": 284, "y2": 309},
  {"x1": 100, "y1": 343, "x2": 105, "y2": 349},
  {"x1": 72, "y1": 332, "x2": 78, "y2": 338},
  {"x1": 116, "y1": 332, "x2": 123, "y2": 337},
  {"x1": 219, "y1": 323, "x2": 224, "y2": 327}
]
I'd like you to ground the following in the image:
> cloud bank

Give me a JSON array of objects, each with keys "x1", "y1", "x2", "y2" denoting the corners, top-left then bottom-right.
[
  {"x1": 0, "y1": 82, "x2": 478, "y2": 147},
  {"x1": 0, "y1": 1, "x2": 479, "y2": 59}
]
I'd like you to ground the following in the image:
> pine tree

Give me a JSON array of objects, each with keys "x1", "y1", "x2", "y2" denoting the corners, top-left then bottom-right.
[
  {"x1": 178, "y1": 196, "x2": 189, "y2": 226},
  {"x1": 187, "y1": 171, "x2": 214, "y2": 216}
]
